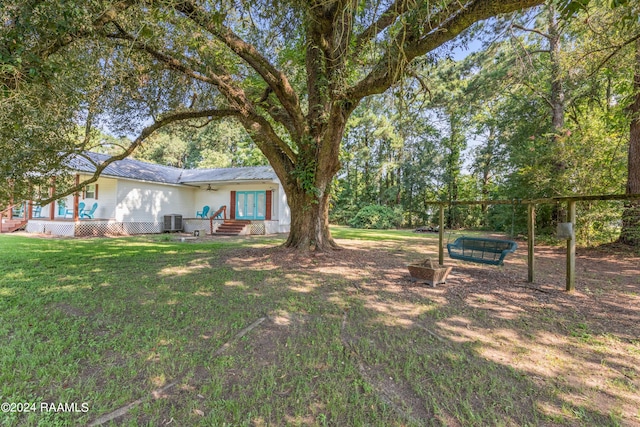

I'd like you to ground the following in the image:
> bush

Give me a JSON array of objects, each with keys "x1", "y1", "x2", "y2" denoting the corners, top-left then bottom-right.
[
  {"x1": 348, "y1": 204, "x2": 401, "y2": 229},
  {"x1": 329, "y1": 205, "x2": 358, "y2": 225}
]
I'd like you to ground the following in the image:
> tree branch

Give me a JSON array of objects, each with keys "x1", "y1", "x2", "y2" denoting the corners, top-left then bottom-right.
[
  {"x1": 257, "y1": 98, "x2": 300, "y2": 140},
  {"x1": 345, "y1": 0, "x2": 544, "y2": 102},
  {"x1": 527, "y1": 49, "x2": 551, "y2": 55},
  {"x1": 1, "y1": 1, "x2": 137, "y2": 91},
  {"x1": 242, "y1": 113, "x2": 297, "y2": 177},
  {"x1": 332, "y1": 0, "x2": 358, "y2": 80},
  {"x1": 586, "y1": 32, "x2": 640, "y2": 78},
  {"x1": 173, "y1": 0, "x2": 305, "y2": 140},
  {"x1": 104, "y1": 28, "x2": 223, "y2": 88},
  {"x1": 39, "y1": 108, "x2": 240, "y2": 205},
  {"x1": 38, "y1": 1, "x2": 137, "y2": 61},
  {"x1": 105, "y1": 20, "x2": 298, "y2": 175},
  {"x1": 511, "y1": 23, "x2": 551, "y2": 39},
  {"x1": 520, "y1": 78, "x2": 553, "y2": 108},
  {"x1": 354, "y1": 0, "x2": 410, "y2": 50}
]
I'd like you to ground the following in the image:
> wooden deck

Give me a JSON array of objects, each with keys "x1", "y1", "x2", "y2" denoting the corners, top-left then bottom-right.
[{"x1": 0, "y1": 218, "x2": 28, "y2": 233}]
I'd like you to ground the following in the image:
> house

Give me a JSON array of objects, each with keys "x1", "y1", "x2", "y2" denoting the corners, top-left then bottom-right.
[{"x1": 16, "y1": 152, "x2": 290, "y2": 237}]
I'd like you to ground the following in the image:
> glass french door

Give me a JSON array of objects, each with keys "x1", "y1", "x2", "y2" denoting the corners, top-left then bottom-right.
[{"x1": 235, "y1": 191, "x2": 266, "y2": 220}]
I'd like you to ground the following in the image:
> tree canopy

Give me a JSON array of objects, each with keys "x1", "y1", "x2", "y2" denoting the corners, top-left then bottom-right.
[{"x1": 2, "y1": 0, "x2": 554, "y2": 249}]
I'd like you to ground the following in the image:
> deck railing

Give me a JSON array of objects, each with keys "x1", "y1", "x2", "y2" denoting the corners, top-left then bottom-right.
[
  {"x1": 1, "y1": 202, "x2": 26, "y2": 220},
  {"x1": 0, "y1": 202, "x2": 28, "y2": 233}
]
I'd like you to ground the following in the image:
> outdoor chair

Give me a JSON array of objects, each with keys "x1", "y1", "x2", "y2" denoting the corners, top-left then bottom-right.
[
  {"x1": 66, "y1": 202, "x2": 85, "y2": 218},
  {"x1": 81, "y1": 202, "x2": 98, "y2": 219},
  {"x1": 33, "y1": 205, "x2": 43, "y2": 218},
  {"x1": 12, "y1": 204, "x2": 24, "y2": 218},
  {"x1": 196, "y1": 205, "x2": 210, "y2": 218}
]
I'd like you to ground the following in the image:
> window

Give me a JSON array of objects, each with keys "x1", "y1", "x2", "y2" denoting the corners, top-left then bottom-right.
[{"x1": 84, "y1": 184, "x2": 98, "y2": 199}]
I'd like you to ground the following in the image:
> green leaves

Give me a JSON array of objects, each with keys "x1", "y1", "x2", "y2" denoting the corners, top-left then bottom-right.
[
  {"x1": 348, "y1": 204, "x2": 401, "y2": 229},
  {"x1": 555, "y1": 0, "x2": 632, "y2": 19},
  {"x1": 290, "y1": 157, "x2": 319, "y2": 199},
  {"x1": 609, "y1": 0, "x2": 631, "y2": 7},
  {"x1": 555, "y1": 0, "x2": 591, "y2": 18}
]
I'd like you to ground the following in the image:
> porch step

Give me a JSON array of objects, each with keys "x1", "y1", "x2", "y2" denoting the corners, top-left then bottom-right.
[
  {"x1": 1, "y1": 219, "x2": 28, "y2": 233},
  {"x1": 214, "y1": 220, "x2": 251, "y2": 236}
]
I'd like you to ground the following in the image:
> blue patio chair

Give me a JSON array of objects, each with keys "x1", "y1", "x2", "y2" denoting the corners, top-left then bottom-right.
[
  {"x1": 33, "y1": 205, "x2": 43, "y2": 218},
  {"x1": 196, "y1": 205, "x2": 210, "y2": 218},
  {"x1": 66, "y1": 202, "x2": 85, "y2": 218},
  {"x1": 81, "y1": 202, "x2": 98, "y2": 219},
  {"x1": 12, "y1": 204, "x2": 24, "y2": 218}
]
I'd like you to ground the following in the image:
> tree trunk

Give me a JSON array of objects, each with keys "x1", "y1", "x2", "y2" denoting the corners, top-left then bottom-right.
[
  {"x1": 281, "y1": 123, "x2": 346, "y2": 251},
  {"x1": 547, "y1": 5, "x2": 567, "y2": 225},
  {"x1": 284, "y1": 184, "x2": 339, "y2": 251},
  {"x1": 547, "y1": 4, "x2": 565, "y2": 135},
  {"x1": 548, "y1": 5, "x2": 566, "y2": 169},
  {"x1": 480, "y1": 126, "x2": 496, "y2": 221},
  {"x1": 445, "y1": 113, "x2": 462, "y2": 229},
  {"x1": 620, "y1": 39, "x2": 640, "y2": 246}
]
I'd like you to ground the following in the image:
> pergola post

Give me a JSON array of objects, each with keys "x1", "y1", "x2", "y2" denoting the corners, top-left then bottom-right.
[
  {"x1": 73, "y1": 174, "x2": 80, "y2": 221},
  {"x1": 438, "y1": 204, "x2": 445, "y2": 266},
  {"x1": 527, "y1": 203, "x2": 535, "y2": 283},
  {"x1": 49, "y1": 177, "x2": 56, "y2": 220},
  {"x1": 566, "y1": 200, "x2": 576, "y2": 292},
  {"x1": 8, "y1": 179, "x2": 14, "y2": 219}
]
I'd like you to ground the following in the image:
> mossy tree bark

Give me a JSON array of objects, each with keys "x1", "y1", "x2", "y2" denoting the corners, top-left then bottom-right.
[{"x1": 620, "y1": 38, "x2": 640, "y2": 246}]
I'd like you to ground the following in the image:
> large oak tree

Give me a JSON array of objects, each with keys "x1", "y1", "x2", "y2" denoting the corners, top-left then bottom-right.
[{"x1": 2, "y1": 0, "x2": 546, "y2": 250}]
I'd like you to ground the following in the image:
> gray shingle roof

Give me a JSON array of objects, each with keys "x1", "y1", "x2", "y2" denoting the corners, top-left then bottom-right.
[
  {"x1": 180, "y1": 166, "x2": 277, "y2": 183},
  {"x1": 67, "y1": 152, "x2": 278, "y2": 185}
]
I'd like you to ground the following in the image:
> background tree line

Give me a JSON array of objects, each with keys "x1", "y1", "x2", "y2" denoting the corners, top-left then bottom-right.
[{"x1": 331, "y1": 1, "x2": 639, "y2": 245}]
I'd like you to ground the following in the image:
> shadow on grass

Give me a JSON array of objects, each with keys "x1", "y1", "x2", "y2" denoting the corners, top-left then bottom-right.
[
  {"x1": 215, "y1": 244, "x2": 639, "y2": 426},
  {"x1": 1, "y1": 234, "x2": 638, "y2": 426}
]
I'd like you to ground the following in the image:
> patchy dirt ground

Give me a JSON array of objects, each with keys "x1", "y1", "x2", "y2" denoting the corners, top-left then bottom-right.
[{"x1": 221, "y1": 235, "x2": 640, "y2": 425}]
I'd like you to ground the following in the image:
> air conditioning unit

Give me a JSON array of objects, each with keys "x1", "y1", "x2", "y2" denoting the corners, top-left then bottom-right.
[{"x1": 163, "y1": 214, "x2": 183, "y2": 232}]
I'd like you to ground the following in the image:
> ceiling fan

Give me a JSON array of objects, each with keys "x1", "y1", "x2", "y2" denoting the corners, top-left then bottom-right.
[{"x1": 206, "y1": 184, "x2": 218, "y2": 191}]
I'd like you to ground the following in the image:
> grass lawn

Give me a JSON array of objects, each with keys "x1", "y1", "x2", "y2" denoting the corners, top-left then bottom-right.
[{"x1": 1, "y1": 229, "x2": 639, "y2": 426}]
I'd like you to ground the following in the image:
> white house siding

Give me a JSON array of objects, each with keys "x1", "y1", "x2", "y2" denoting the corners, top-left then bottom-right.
[
  {"x1": 79, "y1": 175, "x2": 117, "y2": 219},
  {"x1": 46, "y1": 175, "x2": 117, "y2": 219},
  {"x1": 264, "y1": 220, "x2": 281, "y2": 234},
  {"x1": 195, "y1": 182, "x2": 281, "y2": 219},
  {"x1": 115, "y1": 179, "x2": 195, "y2": 222},
  {"x1": 193, "y1": 189, "x2": 231, "y2": 218},
  {"x1": 276, "y1": 185, "x2": 291, "y2": 231}
]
